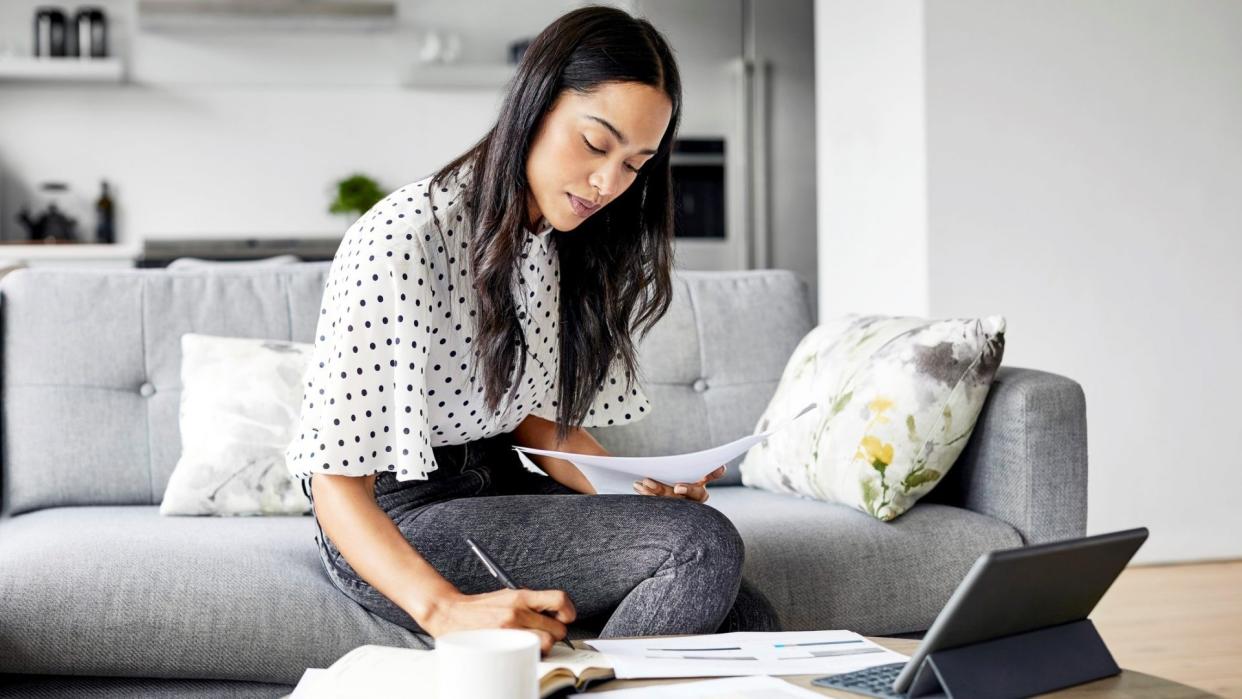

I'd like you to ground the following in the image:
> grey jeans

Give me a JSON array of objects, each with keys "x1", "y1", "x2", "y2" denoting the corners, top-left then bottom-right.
[{"x1": 302, "y1": 430, "x2": 780, "y2": 640}]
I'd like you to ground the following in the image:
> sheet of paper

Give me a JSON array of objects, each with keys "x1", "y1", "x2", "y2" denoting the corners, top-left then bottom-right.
[
  {"x1": 290, "y1": 668, "x2": 330, "y2": 699},
  {"x1": 513, "y1": 403, "x2": 818, "y2": 494},
  {"x1": 570, "y1": 674, "x2": 826, "y2": 698},
  {"x1": 322, "y1": 644, "x2": 435, "y2": 697},
  {"x1": 584, "y1": 630, "x2": 908, "y2": 679}
]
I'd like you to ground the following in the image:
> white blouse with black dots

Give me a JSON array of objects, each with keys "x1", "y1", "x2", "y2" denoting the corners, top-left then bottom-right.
[{"x1": 285, "y1": 165, "x2": 651, "y2": 482}]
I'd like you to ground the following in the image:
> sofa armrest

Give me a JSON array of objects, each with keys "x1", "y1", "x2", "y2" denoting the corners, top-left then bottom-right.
[{"x1": 923, "y1": 366, "x2": 1088, "y2": 545}]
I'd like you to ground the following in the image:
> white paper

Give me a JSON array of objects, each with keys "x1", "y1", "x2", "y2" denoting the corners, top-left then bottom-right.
[
  {"x1": 322, "y1": 645, "x2": 435, "y2": 697},
  {"x1": 571, "y1": 675, "x2": 826, "y2": 698},
  {"x1": 584, "y1": 630, "x2": 908, "y2": 679},
  {"x1": 514, "y1": 403, "x2": 818, "y2": 494},
  {"x1": 289, "y1": 668, "x2": 330, "y2": 699}
]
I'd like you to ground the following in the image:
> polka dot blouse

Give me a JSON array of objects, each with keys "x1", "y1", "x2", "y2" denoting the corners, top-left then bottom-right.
[{"x1": 285, "y1": 164, "x2": 651, "y2": 482}]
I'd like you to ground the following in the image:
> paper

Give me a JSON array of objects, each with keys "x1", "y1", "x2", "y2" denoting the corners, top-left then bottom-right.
[
  {"x1": 289, "y1": 668, "x2": 330, "y2": 698},
  {"x1": 514, "y1": 403, "x2": 818, "y2": 494},
  {"x1": 584, "y1": 630, "x2": 908, "y2": 679},
  {"x1": 571, "y1": 675, "x2": 825, "y2": 698},
  {"x1": 323, "y1": 645, "x2": 435, "y2": 697}
]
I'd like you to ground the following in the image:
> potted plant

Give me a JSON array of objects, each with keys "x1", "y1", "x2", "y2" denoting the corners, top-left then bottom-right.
[{"x1": 329, "y1": 174, "x2": 384, "y2": 228}]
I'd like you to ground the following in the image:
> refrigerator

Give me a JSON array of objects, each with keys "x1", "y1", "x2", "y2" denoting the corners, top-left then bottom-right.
[{"x1": 632, "y1": 0, "x2": 817, "y2": 310}]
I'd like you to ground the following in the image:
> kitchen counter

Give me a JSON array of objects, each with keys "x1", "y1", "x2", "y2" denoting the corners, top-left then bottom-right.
[{"x1": 0, "y1": 242, "x2": 143, "y2": 268}]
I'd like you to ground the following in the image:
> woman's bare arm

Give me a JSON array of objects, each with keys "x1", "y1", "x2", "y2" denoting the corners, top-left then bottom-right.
[
  {"x1": 311, "y1": 473, "x2": 460, "y2": 619},
  {"x1": 311, "y1": 472, "x2": 576, "y2": 652},
  {"x1": 511, "y1": 414, "x2": 606, "y2": 494}
]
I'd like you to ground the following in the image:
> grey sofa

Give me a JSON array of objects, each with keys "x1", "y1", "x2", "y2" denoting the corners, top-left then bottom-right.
[{"x1": 0, "y1": 264, "x2": 1087, "y2": 697}]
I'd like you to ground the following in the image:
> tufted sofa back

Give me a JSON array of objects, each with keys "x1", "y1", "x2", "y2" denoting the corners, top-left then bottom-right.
[{"x1": 0, "y1": 264, "x2": 813, "y2": 516}]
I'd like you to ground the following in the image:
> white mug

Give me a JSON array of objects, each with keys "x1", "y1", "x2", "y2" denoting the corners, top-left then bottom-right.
[{"x1": 435, "y1": 629, "x2": 539, "y2": 699}]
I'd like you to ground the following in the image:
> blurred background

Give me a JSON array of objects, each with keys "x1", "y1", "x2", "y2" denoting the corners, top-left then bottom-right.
[
  {"x1": 0, "y1": 0, "x2": 816, "y2": 288},
  {"x1": 0, "y1": 0, "x2": 1238, "y2": 570}
]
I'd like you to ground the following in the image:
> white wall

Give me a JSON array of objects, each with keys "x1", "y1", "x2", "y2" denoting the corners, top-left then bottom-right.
[
  {"x1": 816, "y1": 0, "x2": 1242, "y2": 563},
  {"x1": 924, "y1": 0, "x2": 1242, "y2": 564},
  {"x1": 815, "y1": 0, "x2": 928, "y2": 320}
]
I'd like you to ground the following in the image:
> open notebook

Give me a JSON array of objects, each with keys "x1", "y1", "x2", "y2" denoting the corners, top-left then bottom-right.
[
  {"x1": 537, "y1": 644, "x2": 616, "y2": 695},
  {"x1": 309, "y1": 643, "x2": 613, "y2": 697}
]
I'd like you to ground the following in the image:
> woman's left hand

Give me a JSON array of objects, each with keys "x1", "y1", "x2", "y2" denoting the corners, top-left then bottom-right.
[{"x1": 632, "y1": 465, "x2": 727, "y2": 503}]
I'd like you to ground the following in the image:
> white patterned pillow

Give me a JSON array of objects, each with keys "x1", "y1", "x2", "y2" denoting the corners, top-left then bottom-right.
[
  {"x1": 739, "y1": 314, "x2": 1006, "y2": 521},
  {"x1": 160, "y1": 333, "x2": 313, "y2": 516}
]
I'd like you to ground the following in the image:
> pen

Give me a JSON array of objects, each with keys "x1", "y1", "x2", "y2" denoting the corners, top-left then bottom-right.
[{"x1": 465, "y1": 536, "x2": 576, "y2": 651}]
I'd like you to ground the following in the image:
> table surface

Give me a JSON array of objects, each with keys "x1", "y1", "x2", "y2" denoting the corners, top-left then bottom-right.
[
  {"x1": 579, "y1": 636, "x2": 1220, "y2": 697},
  {"x1": 283, "y1": 635, "x2": 1219, "y2": 698}
]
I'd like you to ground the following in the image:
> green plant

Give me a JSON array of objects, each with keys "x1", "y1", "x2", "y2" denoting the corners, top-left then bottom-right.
[{"x1": 329, "y1": 174, "x2": 384, "y2": 217}]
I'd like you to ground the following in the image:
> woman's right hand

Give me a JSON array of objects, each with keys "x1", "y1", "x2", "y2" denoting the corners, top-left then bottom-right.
[{"x1": 419, "y1": 588, "x2": 577, "y2": 655}]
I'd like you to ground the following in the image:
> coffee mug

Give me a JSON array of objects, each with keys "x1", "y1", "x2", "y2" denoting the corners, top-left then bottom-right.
[{"x1": 435, "y1": 629, "x2": 539, "y2": 699}]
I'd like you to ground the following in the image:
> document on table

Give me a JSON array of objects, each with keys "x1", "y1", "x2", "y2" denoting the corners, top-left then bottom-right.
[
  {"x1": 583, "y1": 630, "x2": 908, "y2": 679},
  {"x1": 513, "y1": 403, "x2": 818, "y2": 494},
  {"x1": 289, "y1": 668, "x2": 329, "y2": 698},
  {"x1": 571, "y1": 675, "x2": 826, "y2": 698}
]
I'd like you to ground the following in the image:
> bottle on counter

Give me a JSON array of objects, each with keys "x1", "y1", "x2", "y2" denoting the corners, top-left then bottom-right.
[
  {"x1": 33, "y1": 6, "x2": 69, "y2": 58},
  {"x1": 95, "y1": 180, "x2": 115, "y2": 244},
  {"x1": 72, "y1": 7, "x2": 108, "y2": 59}
]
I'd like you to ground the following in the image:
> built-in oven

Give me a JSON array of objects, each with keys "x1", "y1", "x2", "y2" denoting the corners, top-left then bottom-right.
[
  {"x1": 670, "y1": 135, "x2": 747, "y2": 270},
  {"x1": 670, "y1": 137, "x2": 725, "y2": 240}
]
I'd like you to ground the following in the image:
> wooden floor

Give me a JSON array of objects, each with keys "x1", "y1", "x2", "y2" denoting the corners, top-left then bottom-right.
[{"x1": 1091, "y1": 559, "x2": 1242, "y2": 698}]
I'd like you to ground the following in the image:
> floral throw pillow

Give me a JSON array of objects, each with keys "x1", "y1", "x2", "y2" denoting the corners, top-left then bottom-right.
[
  {"x1": 160, "y1": 333, "x2": 313, "y2": 516},
  {"x1": 739, "y1": 314, "x2": 1006, "y2": 521}
]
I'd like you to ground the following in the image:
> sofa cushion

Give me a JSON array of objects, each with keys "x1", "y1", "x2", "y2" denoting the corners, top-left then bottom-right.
[
  {"x1": 739, "y1": 314, "x2": 1007, "y2": 521},
  {"x1": 0, "y1": 506, "x2": 425, "y2": 685},
  {"x1": 0, "y1": 674, "x2": 292, "y2": 698},
  {"x1": 0, "y1": 491, "x2": 1021, "y2": 684},
  {"x1": 706, "y1": 486, "x2": 1023, "y2": 635},
  {"x1": 160, "y1": 333, "x2": 314, "y2": 516}
]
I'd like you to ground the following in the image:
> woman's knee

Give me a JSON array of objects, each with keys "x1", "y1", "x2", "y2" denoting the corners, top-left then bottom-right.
[{"x1": 664, "y1": 500, "x2": 745, "y2": 579}]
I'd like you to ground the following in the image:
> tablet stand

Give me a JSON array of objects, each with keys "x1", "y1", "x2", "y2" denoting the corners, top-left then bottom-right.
[{"x1": 906, "y1": 619, "x2": 1120, "y2": 698}]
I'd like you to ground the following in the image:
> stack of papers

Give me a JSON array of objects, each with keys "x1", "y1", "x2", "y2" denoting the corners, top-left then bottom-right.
[
  {"x1": 584, "y1": 630, "x2": 908, "y2": 679},
  {"x1": 513, "y1": 403, "x2": 818, "y2": 493}
]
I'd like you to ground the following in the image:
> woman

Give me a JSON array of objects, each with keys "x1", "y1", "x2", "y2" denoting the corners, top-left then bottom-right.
[{"x1": 285, "y1": 5, "x2": 779, "y2": 655}]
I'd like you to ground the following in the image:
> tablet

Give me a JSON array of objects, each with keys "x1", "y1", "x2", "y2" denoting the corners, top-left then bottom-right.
[{"x1": 890, "y1": 526, "x2": 1149, "y2": 693}]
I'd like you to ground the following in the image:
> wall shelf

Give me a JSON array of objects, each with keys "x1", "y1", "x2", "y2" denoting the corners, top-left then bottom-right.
[
  {"x1": 0, "y1": 56, "x2": 126, "y2": 83},
  {"x1": 137, "y1": 0, "x2": 397, "y2": 32}
]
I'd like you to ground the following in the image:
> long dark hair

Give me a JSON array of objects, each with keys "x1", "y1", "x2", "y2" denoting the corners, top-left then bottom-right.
[{"x1": 431, "y1": 5, "x2": 682, "y2": 443}]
